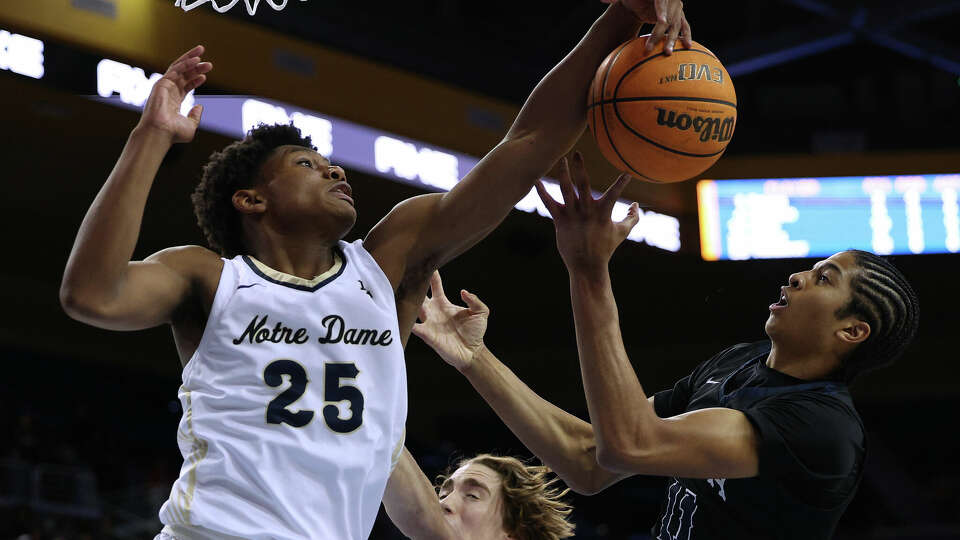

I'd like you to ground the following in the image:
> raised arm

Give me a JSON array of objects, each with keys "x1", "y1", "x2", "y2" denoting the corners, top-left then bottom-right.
[
  {"x1": 537, "y1": 155, "x2": 760, "y2": 480},
  {"x1": 60, "y1": 46, "x2": 221, "y2": 331},
  {"x1": 365, "y1": 1, "x2": 690, "y2": 285},
  {"x1": 412, "y1": 272, "x2": 630, "y2": 495},
  {"x1": 383, "y1": 447, "x2": 458, "y2": 540}
]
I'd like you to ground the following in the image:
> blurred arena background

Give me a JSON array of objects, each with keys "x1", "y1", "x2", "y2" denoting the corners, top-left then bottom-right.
[{"x1": 1, "y1": 0, "x2": 959, "y2": 538}]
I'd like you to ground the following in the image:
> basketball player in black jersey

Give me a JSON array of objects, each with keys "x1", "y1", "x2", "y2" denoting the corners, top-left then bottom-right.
[{"x1": 412, "y1": 156, "x2": 919, "y2": 539}]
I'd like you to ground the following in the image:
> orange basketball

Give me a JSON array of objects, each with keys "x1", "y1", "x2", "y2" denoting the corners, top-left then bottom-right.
[{"x1": 587, "y1": 35, "x2": 737, "y2": 183}]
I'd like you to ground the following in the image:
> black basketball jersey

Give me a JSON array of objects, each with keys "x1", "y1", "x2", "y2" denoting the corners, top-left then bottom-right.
[{"x1": 651, "y1": 341, "x2": 865, "y2": 540}]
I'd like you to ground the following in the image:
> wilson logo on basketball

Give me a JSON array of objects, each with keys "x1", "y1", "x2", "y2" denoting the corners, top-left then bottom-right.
[
  {"x1": 659, "y1": 63, "x2": 723, "y2": 85},
  {"x1": 655, "y1": 108, "x2": 735, "y2": 143}
]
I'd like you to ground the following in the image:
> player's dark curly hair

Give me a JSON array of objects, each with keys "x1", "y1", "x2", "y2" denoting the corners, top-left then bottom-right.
[
  {"x1": 835, "y1": 250, "x2": 919, "y2": 383},
  {"x1": 191, "y1": 123, "x2": 315, "y2": 258}
]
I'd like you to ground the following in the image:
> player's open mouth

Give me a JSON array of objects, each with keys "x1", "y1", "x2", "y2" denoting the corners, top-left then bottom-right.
[
  {"x1": 330, "y1": 182, "x2": 354, "y2": 205},
  {"x1": 769, "y1": 291, "x2": 788, "y2": 311}
]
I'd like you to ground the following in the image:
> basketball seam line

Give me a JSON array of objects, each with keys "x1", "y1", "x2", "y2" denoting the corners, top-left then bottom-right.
[
  {"x1": 588, "y1": 96, "x2": 738, "y2": 109},
  {"x1": 612, "y1": 47, "x2": 730, "y2": 159},
  {"x1": 611, "y1": 106, "x2": 729, "y2": 158},
  {"x1": 600, "y1": 42, "x2": 659, "y2": 182},
  {"x1": 617, "y1": 48, "x2": 718, "y2": 80}
]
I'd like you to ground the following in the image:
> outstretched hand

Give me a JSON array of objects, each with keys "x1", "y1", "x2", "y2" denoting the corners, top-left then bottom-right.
[
  {"x1": 137, "y1": 45, "x2": 212, "y2": 143},
  {"x1": 411, "y1": 272, "x2": 490, "y2": 372},
  {"x1": 536, "y1": 152, "x2": 639, "y2": 273},
  {"x1": 604, "y1": 0, "x2": 692, "y2": 54}
]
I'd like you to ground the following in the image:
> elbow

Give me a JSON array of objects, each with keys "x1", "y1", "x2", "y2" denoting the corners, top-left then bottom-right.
[
  {"x1": 568, "y1": 476, "x2": 605, "y2": 496},
  {"x1": 595, "y1": 443, "x2": 631, "y2": 473},
  {"x1": 559, "y1": 468, "x2": 600, "y2": 496},
  {"x1": 560, "y1": 434, "x2": 621, "y2": 496},
  {"x1": 575, "y1": 452, "x2": 614, "y2": 496},
  {"x1": 594, "y1": 416, "x2": 665, "y2": 473},
  {"x1": 595, "y1": 436, "x2": 657, "y2": 474},
  {"x1": 59, "y1": 283, "x2": 107, "y2": 322},
  {"x1": 59, "y1": 283, "x2": 84, "y2": 319}
]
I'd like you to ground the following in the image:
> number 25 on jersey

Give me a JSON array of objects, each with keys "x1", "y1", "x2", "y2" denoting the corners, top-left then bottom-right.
[{"x1": 263, "y1": 359, "x2": 364, "y2": 433}]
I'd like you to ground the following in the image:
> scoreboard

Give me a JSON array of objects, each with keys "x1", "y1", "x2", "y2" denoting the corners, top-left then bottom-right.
[{"x1": 698, "y1": 175, "x2": 960, "y2": 260}]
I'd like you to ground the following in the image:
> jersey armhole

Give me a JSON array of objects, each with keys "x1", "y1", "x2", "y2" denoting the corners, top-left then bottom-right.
[
  {"x1": 344, "y1": 239, "x2": 397, "y2": 305},
  {"x1": 181, "y1": 258, "x2": 237, "y2": 386},
  {"x1": 389, "y1": 427, "x2": 407, "y2": 473}
]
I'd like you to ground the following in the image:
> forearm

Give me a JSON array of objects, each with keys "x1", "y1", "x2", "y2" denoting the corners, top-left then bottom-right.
[
  {"x1": 383, "y1": 448, "x2": 454, "y2": 540},
  {"x1": 508, "y1": 1, "x2": 641, "y2": 144},
  {"x1": 61, "y1": 126, "x2": 173, "y2": 306},
  {"x1": 397, "y1": 5, "x2": 643, "y2": 269},
  {"x1": 568, "y1": 268, "x2": 660, "y2": 464},
  {"x1": 461, "y1": 346, "x2": 623, "y2": 494}
]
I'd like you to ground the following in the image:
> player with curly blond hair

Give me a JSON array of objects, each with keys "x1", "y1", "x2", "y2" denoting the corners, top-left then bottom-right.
[
  {"x1": 440, "y1": 454, "x2": 575, "y2": 540},
  {"x1": 385, "y1": 449, "x2": 574, "y2": 540}
]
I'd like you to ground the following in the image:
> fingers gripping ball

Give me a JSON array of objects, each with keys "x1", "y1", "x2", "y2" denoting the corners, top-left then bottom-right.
[{"x1": 587, "y1": 35, "x2": 737, "y2": 183}]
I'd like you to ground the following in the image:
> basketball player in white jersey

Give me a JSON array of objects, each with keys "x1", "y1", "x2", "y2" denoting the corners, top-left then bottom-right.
[{"x1": 59, "y1": 1, "x2": 689, "y2": 538}]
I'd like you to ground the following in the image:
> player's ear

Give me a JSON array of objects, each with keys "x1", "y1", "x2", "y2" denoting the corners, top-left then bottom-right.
[
  {"x1": 233, "y1": 189, "x2": 266, "y2": 215},
  {"x1": 836, "y1": 318, "x2": 870, "y2": 346}
]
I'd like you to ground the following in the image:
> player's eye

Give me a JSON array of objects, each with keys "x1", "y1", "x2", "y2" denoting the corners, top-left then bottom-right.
[
  {"x1": 297, "y1": 159, "x2": 313, "y2": 168},
  {"x1": 467, "y1": 493, "x2": 480, "y2": 500},
  {"x1": 817, "y1": 273, "x2": 829, "y2": 283}
]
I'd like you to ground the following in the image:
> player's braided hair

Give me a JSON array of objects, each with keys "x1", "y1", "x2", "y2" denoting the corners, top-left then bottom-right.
[
  {"x1": 191, "y1": 123, "x2": 314, "y2": 258},
  {"x1": 438, "y1": 454, "x2": 575, "y2": 540},
  {"x1": 835, "y1": 249, "x2": 919, "y2": 382}
]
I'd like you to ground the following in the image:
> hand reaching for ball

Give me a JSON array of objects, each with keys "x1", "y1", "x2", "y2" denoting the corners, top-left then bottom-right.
[
  {"x1": 535, "y1": 153, "x2": 640, "y2": 272},
  {"x1": 604, "y1": 0, "x2": 692, "y2": 54}
]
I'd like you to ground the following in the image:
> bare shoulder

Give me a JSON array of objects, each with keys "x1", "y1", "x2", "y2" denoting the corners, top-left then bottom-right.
[
  {"x1": 364, "y1": 194, "x2": 442, "y2": 251},
  {"x1": 63, "y1": 246, "x2": 224, "y2": 332},
  {"x1": 145, "y1": 245, "x2": 222, "y2": 271},
  {"x1": 363, "y1": 194, "x2": 443, "y2": 288},
  {"x1": 144, "y1": 245, "x2": 224, "y2": 291}
]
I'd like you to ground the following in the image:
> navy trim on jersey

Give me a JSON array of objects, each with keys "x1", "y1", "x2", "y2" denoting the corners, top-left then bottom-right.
[
  {"x1": 241, "y1": 247, "x2": 348, "y2": 292},
  {"x1": 717, "y1": 356, "x2": 846, "y2": 410}
]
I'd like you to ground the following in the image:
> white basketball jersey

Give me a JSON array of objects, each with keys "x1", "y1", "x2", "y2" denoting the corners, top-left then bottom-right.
[{"x1": 159, "y1": 240, "x2": 407, "y2": 540}]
